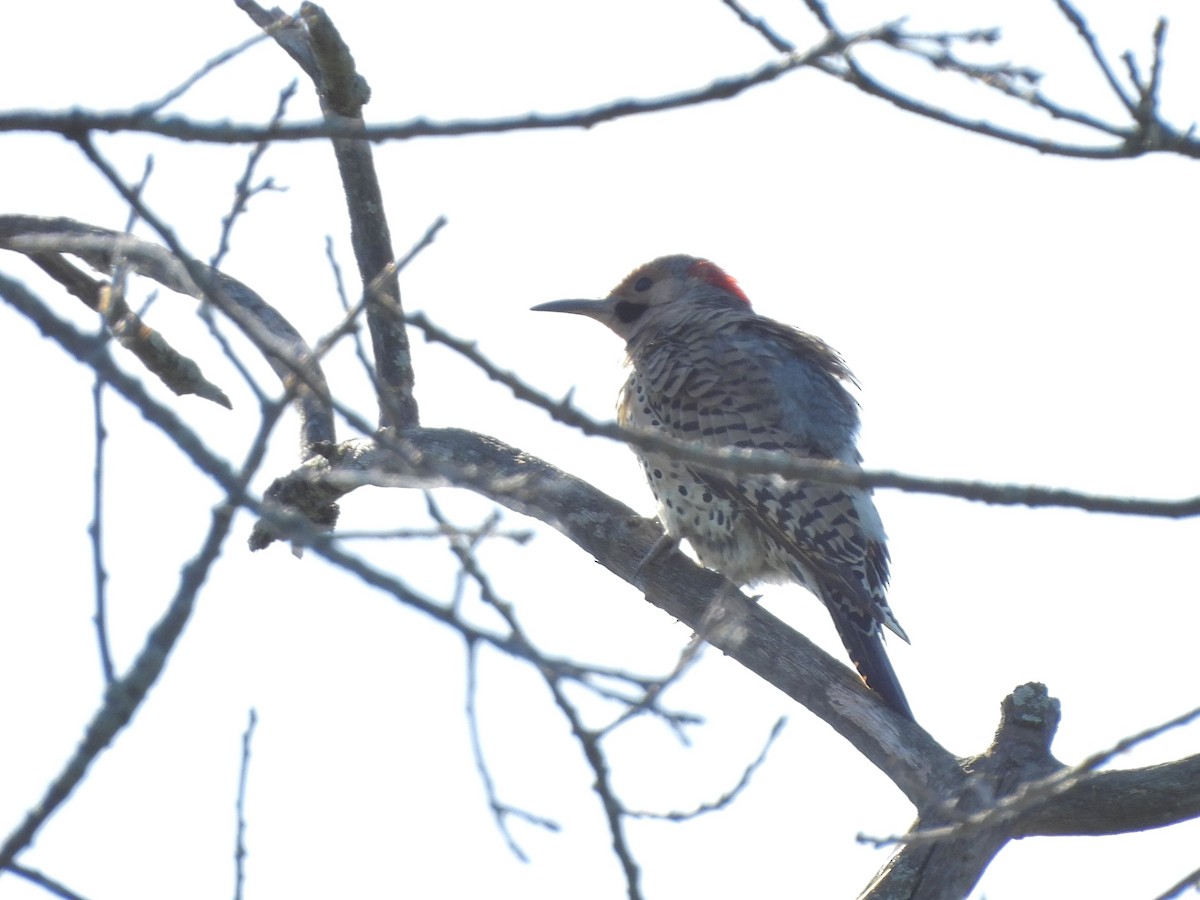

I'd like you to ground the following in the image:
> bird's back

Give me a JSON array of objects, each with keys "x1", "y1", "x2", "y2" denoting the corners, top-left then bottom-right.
[{"x1": 620, "y1": 314, "x2": 912, "y2": 718}]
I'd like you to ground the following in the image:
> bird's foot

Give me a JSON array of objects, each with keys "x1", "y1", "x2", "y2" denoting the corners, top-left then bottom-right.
[{"x1": 634, "y1": 532, "x2": 679, "y2": 577}]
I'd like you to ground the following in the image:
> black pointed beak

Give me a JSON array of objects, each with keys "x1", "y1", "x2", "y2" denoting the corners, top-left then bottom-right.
[{"x1": 531, "y1": 298, "x2": 613, "y2": 318}]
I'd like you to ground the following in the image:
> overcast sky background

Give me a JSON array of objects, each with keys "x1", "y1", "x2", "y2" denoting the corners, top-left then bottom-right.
[{"x1": 2, "y1": 1, "x2": 1200, "y2": 898}]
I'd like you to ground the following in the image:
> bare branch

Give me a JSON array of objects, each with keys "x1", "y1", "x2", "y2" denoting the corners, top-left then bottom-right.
[
  {"x1": 0, "y1": 499, "x2": 241, "y2": 871},
  {"x1": 248, "y1": 216, "x2": 445, "y2": 548},
  {"x1": 211, "y1": 82, "x2": 297, "y2": 269},
  {"x1": 0, "y1": 271, "x2": 254, "y2": 496},
  {"x1": 861, "y1": 684, "x2": 1060, "y2": 898},
  {"x1": 1135, "y1": 19, "x2": 1170, "y2": 140},
  {"x1": 3, "y1": 10, "x2": 1196, "y2": 161},
  {"x1": 1155, "y1": 863, "x2": 1200, "y2": 900},
  {"x1": 244, "y1": 1, "x2": 420, "y2": 431},
  {"x1": 1051, "y1": 0, "x2": 1138, "y2": 115},
  {"x1": 233, "y1": 709, "x2": 257, "y2": 900},
  {"x1": 598, "y1": 634, "x2": 707, "y2": 742},
  {"x1": 334, "y1": 520, "x2": 533, "y2": 544},
  {"x1": 324, "y1": 235, "x2": 375, "y2": 380},
  {"x1": 132, "y1": 28, "x2": 273, "y2": 117},
  {"x1": 87, "y1": 374, "x2": 115, "y2": 687},
  {"x1": 232, "y1": 3, "x2": 314, "y2": 76},
  {"x1": 294, "y1": 427, "x2": 961, "y2": 808},
  {"x1": 406, "y1": 309, "x2": 1200, "y2": 519},
  {"x1": 777, "y1": 1, "x2": 1199, "y2": 159},
  {"x1": 629, "y1": 717, "x2": 787, "y2": 821},
  {"x1": 7, "y1": 7, "x2": 1199, "y2": 894},
  {"x1": 719, "y1": 0, "x2": 793, "y2": 53},
  {"x1": 545, "y1": 674, "x2": 643, "y2": 900},
  {"x1": 312, "y1": 217, "x2": 446, "y2": 370},
  {"x1": 5, "y1": 864, "x2": 92, "y2": 900},
  {"x1": 0, "y1": 24, "x2": 898, "y2": 144},
  {"x1": 0, "y1": 275, "x2": 289, "y2": 872},
  {"x1": 869, "y1": 696, "x2": 1200, "y2": 849},
  {"x1": 463, "y1": 640, "x2": 559, "y2": 863},
  {"x1": 28, "y1": 252, "x2": 232, "y2": 407},
  {"x1": 428, "y1": 492, "x2": 704, "y2": 735},
  {"x1": 0, "y1": 216, "x2": 333, "y2": 448},
  {"x1": 74, "y1": 140, "x2": 332, "y2": 437}
]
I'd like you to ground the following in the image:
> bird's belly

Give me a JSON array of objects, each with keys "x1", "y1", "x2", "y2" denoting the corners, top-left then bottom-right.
[{"x1": 638, "y1": 454, "x2": 805, "y2": 588}]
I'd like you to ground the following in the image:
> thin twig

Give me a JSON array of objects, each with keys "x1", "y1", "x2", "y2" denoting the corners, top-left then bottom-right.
[
  {"x1": 334, "y1": 524, "x2": 533, "y2": 544},
  {"x1": 0, "y1": 272, "x2": 253, "y2": 507},
  {"x1": 800, "y1": 0, "x2": 837, "y2": 32},
  {"x1": 1153, "y1": 863, "x2": 1200, "y2": 900},
  {"x1": 132, "y1": 30, "x2": 274, "y2": 116},
  {"x1": 313, "y1": 216, "x2": 447, "y2": 366},
  {"x1": 1051, "y1": 0, "x2": 1138, "y2": 115},
  {"x1": 407, "y1": 310, "x2": 1200, "y2": 519},
  {"x1": 1132, "y1": 18, "x2": 1170, "y2": 145},
  {"x1": 325, "y1": 235, "x2": 375, "y2": 377},
  {"x1": 599, "y1": 634, "x2": 707, "y2": 742},
  {"x1": 0, "y1": 24, "x2": 892, "y2": 144},
  {"x1": 0, "y1": 346, "x2": 290, "y2": 869},
  {"x1": 79, "y1": 138, "x2": 277, "y2": 410},
  {"x1": 628, "y1": 717, "x2": 787, "y2": 821},
  {"x1": 212, "y1": 82, "x2": 296, "y2": 269},
  {"x1": 0, "y1": 500, "x2": 242, "y2": 870},
  {"x1": 233, "y1": 709, "x2": 258, "y2": 900},
  {"x1": 426, "y1": 495, "x2": 703, "y2": 730},
  {"x1": 6, "y1": 864, "x2": 93, "y2": 900},
  {"x1": 28, "y1": 249, "x2": 231, "y2": 407},
  {"x1": 545, "y1": 675, "x2": 643, "y2": 900},
  {"x1": 462, "y1": 640, "x2": 559, "y2": 862},
  {"x1": 281, "y1": 1, "x2": 419, "y2": 431},
  {"x1": 2, "y1": 214, "x2": 333, "y2": 446},
  {"x1": 87, "y1": 374, "x2": 115, "y2": 686},
  {"x1": 719, "y1": 0, "x2": 793, "y2": 53},
  {"x1": 862, "y1": 701, "x2": 1200, "y2": 849},
  {"x1": 5, "y1": 10, "x2": 1197, "y2": 160}
]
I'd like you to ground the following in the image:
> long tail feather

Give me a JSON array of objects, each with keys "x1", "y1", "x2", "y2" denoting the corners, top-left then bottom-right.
[{"x1": 830, "y1": 612, "x2": 914, "y2": 721}]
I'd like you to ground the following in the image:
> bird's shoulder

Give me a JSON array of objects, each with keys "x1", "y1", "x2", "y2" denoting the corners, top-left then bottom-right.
[{"x1": 627, "y1": 316, "x2": 862, "y2": 459}]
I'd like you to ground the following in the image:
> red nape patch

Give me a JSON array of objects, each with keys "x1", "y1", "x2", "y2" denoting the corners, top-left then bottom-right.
[{"x1": 689, "y1": 259, "x2": 750, "y2": 305}]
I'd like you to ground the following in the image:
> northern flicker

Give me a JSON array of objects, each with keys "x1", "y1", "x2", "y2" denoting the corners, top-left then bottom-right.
[{"x1": 533, "y1": 254, "x2": 913, "y2": 720}]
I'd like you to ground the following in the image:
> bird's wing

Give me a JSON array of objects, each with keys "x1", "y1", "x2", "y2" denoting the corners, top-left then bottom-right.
[
  {"x1": 636, "y1": 323, "x2": 894, "y2": 609},
  {"x1": 631, "y1": 323, "x2": 912, "y2": 717}
]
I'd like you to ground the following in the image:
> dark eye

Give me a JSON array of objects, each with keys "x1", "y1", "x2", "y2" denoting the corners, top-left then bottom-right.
[
  {"x1": 634, "y1": 276, "x2": 653, "y2": 292},
  {"x1": 614, "y1": 300, "x2": 647, "y2": 323}
]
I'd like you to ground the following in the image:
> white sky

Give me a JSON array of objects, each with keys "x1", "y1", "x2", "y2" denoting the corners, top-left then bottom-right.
[{"x1": 2, "y1": 1, "x2": 1199, "y2": 898}]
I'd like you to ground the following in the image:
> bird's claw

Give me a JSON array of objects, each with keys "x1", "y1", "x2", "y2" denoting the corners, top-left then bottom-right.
[{"x1": 635, "y1": 532, "x2": 679, "y2": 577}]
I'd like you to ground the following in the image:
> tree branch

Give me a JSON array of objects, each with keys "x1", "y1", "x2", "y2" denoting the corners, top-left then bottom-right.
[
  {"x1": 404, "y1": 310, "x2": 1200, "y2": 520},
  {"x1": 0, "y1": 23, "x2": 899, "y2": 143},
  {"x1": 288, "y1": 426, "x2": 961, "y2": 808},
  {"x1": 243, "y1": 1, "x2": 420, "y2": 430},
  {"x1": 0, "y1": 216, "x2": 333, "y2": 450},
  {"x1": 747, "y1": 0, "x2": 1200, "y2": 160}
]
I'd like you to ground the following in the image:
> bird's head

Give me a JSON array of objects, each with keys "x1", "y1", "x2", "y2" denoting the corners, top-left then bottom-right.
[{"x1": 532, "y1": 254, "x2": 751, "y2": 343}]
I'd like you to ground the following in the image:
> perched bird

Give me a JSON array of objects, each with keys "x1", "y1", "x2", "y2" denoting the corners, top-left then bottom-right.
[{"x1": 533, "y1": 255, "x2": 913, "y2": 720}]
